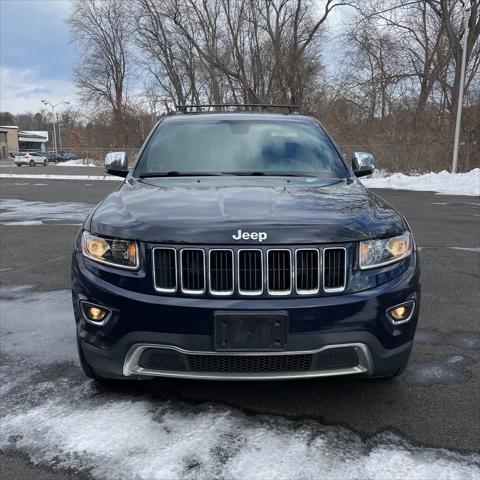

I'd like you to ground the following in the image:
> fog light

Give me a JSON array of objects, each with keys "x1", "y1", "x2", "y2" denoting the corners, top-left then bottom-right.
[
  {"x1": 80, "y1": 301, "x2": 111, "y2": 325},
  {"x1": 386, "y1": 300, "x2": 415, "y2": 325},
  {"x1": 390, "y1": 306, "x2": 407, "y2": 320}
]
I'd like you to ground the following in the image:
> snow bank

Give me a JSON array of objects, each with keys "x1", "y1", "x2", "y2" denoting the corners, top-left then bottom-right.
[
  {"x1": 361, "y1": 168, "x2": 480, "y2": 196},
  {"x1": 0, "y1": 173, "x2": 122, "y2": 181},
  {"x1": 60, "y1": 159, "x2": 97, "y2": 167},
  {"x1": 2, "y1": 399, "x2": 479, "y2": 480}
]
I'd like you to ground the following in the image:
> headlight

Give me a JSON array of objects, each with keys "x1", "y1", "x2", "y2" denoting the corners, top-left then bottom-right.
[
  {"x1": 359, "y1": 232, "x2": 412, "y2": 269},
  {"x1": 81, "y1": 231, "x2": 139, "y2": 269}
]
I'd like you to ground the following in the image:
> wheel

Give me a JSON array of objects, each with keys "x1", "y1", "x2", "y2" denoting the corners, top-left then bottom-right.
[
  {"x1": 43, "y1": 159, "x2": 48, "y2": 166},
  {"x1": 29, "y1": 160, "x2": 34, "y2": 167}
]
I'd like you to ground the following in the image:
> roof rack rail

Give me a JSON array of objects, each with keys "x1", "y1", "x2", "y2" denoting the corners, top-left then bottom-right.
[{"x1": 175, "y1": 104, "x2": 300, "y2": 114}]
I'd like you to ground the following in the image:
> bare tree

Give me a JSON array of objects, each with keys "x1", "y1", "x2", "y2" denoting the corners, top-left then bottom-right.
[{"x1": 69, "y1": 0, "x2": 133, "y2": 143}]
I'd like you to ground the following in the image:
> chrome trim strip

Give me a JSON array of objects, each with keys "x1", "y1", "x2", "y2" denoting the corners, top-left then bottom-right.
[
  {"x1": 237, "y1": 248, "x2": 263, "y2": 296},
  {"x1": 152, "y1": 247, "x2": 177, "y2": 293},
  {"x1": 123, "y1": 342, "x2": 373, "y2": 380},
  {"x1": 208, "y1": 249, "x2": 235, "y2": 296},
  {"x1": 266, "y1": 248, "x2": 292, "y2": 295},
  {"x1": 180, "y1": 248, "x2": 206, "y2": 295},
  {"x1": 295, "y1": 248, "x2": 320, "y2": 295},
  {"x1": 323, "y1": 246, "x2": 347, "y2": 293}
]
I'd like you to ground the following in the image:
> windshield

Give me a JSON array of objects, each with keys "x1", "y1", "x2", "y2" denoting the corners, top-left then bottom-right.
[{"x1": 134, "y1": 118, "x2": 347, "y2": 178}]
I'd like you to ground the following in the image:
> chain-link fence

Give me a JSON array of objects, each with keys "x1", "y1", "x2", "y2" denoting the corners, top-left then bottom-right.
[
  {"x1": 1, "y1": 141, "x2": 478, "y2": 173},
  {"x1": 340, "y1": 141, "x2": 479, "y2": 173}
]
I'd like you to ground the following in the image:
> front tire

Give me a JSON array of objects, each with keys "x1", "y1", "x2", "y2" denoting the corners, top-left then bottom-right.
[
  {"x1": 43, "y1": 160, "x2": 48, "y2": 166},
  {"x1": 29, "y1": 160, "x2": 34, "y2": 167}
]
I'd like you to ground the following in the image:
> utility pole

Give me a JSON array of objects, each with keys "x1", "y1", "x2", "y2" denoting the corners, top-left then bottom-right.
[
  {"x1": 451, "y1": 3, "x2": 471, "y2": 173},
  {"x1": 41, "y1": 100, "x2": 70, "y2": 154},
  {"x1": 57, "y1": 114, "x2": 63, "y2": 150}
]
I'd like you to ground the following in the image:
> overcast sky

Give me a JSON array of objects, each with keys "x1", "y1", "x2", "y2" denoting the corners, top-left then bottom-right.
[
  {"x1": 0, "y1": 0, "x2": 352, "y2": 116},
  {"x1": 0, "y1": 0, "x2": 76, "y2": 114}
]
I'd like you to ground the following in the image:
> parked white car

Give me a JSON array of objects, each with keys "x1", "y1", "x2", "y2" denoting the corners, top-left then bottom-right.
[{"x1": 14, "y1": 152, "x2": 49, "y2": 167}]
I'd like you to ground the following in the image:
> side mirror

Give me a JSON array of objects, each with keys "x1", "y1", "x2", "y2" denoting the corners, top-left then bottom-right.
[
  {"x1": 105, "y1": 151, "x2": 128, "y2": 178},
  {"x1": 352, "y1": 152, "x2": 375, "y2": 178}
]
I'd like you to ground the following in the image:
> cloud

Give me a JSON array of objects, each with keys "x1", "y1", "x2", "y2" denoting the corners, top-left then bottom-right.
[
  {"x1": 0, "y1": 67, "x2": 77, "y2": 114},
  {"x1": 0, "y1": 0, "x2": 76, "y2": 113},
  {"x1": 15, "y1": 86, "x2": 52, "y2": 99}
]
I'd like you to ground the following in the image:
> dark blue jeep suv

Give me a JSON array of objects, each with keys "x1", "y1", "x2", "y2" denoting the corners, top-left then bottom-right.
[{"x1": 71, "y1": 105, "x2": 420, "y2": 381}]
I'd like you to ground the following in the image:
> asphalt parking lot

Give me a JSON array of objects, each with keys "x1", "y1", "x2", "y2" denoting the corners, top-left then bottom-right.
[{"x1": 0, "y1": 174, "x2": 479, "y2": 479}]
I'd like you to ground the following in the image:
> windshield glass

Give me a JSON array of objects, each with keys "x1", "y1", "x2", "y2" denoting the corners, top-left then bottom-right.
[{"x1": 134, "y1": 119, "x2": 347, "y2": 178}]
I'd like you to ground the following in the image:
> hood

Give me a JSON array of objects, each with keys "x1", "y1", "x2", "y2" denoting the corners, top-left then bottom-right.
[{"x1": 88, "y1": 176, "x2": 405, "y2": 244}]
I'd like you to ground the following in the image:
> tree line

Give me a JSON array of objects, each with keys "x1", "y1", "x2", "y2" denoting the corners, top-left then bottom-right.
[{"x1": 3, "y1": 0, "x2": 479, "y2": 171}]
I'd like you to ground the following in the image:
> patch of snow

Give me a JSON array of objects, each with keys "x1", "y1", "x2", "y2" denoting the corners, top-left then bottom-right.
[
  {"x1": 450, "y1": 247, "x2": 480, "y2": 253},
  {"x1": 0, "y1": 287, "x2": 479, "y2": 480},
  {"x1": 0, "y1": 220, "x2": 44, "y2": 226},
  {"x1": 0, "y1": 199, "x2": 93, "y2": 224},
  {"x1": 60, "y1": 159, "x2": 97, "y2": 167},
  {"x1": 361, "y1": 168, "x2": 480, "y2": 196},
  {"x1": 1, "y1": 396, "x2": 479, "y2": 480},
  {"x1": 0, "y1": 173, "x2": 122, "y2": 181}
]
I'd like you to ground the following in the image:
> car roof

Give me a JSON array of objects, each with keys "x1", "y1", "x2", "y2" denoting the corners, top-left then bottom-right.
[{"x1": 162, "y1": 112, "x2": 316, "y2": 124}]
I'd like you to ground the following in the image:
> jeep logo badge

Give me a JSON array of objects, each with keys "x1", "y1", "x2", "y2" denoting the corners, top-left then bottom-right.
[{"x1": 232, "y1": 229, "x2": 267, "y2": 243}]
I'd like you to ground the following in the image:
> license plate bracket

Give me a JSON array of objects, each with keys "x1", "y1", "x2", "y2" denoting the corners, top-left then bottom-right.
[{"x1": 214, "y1": 311, "x2": 288, "y2": 351}]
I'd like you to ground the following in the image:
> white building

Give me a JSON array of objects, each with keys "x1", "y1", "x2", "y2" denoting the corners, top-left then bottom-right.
[{"x1": 19, "y1": 130, "x2": 49, "y2": 152}]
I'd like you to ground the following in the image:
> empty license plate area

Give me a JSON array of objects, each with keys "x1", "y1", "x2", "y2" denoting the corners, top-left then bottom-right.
[{"x1": 214, "y1": 311, "x2": 288, "y2": 351}]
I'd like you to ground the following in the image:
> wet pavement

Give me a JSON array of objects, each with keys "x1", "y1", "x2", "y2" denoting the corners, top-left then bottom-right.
[{"x1": 0, "y1": 177, "x2": 479, "y2": 479}]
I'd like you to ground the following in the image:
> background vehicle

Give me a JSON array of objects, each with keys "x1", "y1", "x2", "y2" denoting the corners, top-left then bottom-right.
[
  {"x1": 14, "y1": 152, "x2": 48, "y2": 167},
  {"x1": 44, "y1": 151, "x2": 78, "y2": 163}
]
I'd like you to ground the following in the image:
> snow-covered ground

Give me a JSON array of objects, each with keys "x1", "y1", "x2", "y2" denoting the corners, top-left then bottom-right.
[
  {"x1": 0, "y1": 199, "x2": 93, "y2": 225},
  {"x1": 60, "y1": 159, "x2": 97, "y2": 167},
  {"x1": 0, "y1": 286, "x2": 479, "y2": 480},
  {"x1": 0, "y1": 173, "x2": 122, "y2": 181},
  {"x1": 361, "y1": 168, "x2": 480, "y2": 196}
]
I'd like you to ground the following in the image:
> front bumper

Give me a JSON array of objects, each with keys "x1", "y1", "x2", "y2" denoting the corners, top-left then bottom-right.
[{"x1": 72, "y1": 251, "x2": 420, "y2": 380}]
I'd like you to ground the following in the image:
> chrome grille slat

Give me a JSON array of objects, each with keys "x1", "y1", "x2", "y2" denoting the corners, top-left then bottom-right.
[
  {"x1": 209, "y1": 249, "x2": 234, "y2": 295},
  {"x1": 267, "y1": 249, "x2": 292, "y2": 295},
  {"x1": 323, "y1": 247, "x2": 346, "y2": 292},
  {"x1": 295, "y1": 248, "x2": 320, "y2": 294},
  {"x1": 153, "y1": 247, "x2": 177, "y2": 292},
  {"x1": 238, "y1": 249, "x2": 263, "y2": 295},
  {"x1": 153, "y1": 246, "x2": 347, "y2": 296},
  {"x1": 180, "y1": 248, "x2": 205, "y2": 294}
]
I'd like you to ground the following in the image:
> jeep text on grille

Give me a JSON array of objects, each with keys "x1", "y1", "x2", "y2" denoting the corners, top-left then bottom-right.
[{"x1": 72, "y1": 104, "x2": 420, "y2": 381}]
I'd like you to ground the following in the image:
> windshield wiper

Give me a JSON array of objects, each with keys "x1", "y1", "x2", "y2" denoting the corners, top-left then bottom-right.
[
  {"x1": 222, "y1": 171, "x2": 320, "y2": 177},
  {"x1": 139, "y1": 171, "x2": 225, "y2": 178}
]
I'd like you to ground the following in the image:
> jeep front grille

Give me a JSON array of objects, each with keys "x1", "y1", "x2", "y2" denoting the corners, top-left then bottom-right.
[{"x1": 153, "y1": 246, "x2": 347, "y2": 297}]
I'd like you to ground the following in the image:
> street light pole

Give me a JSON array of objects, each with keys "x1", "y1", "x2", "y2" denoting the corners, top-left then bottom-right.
[
  {"x1": 41, "y1": 100, "x2": 70, "y2": 154},
  {"x1": 451, "y1": 3, "x2": 471, "y2": 173}
]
